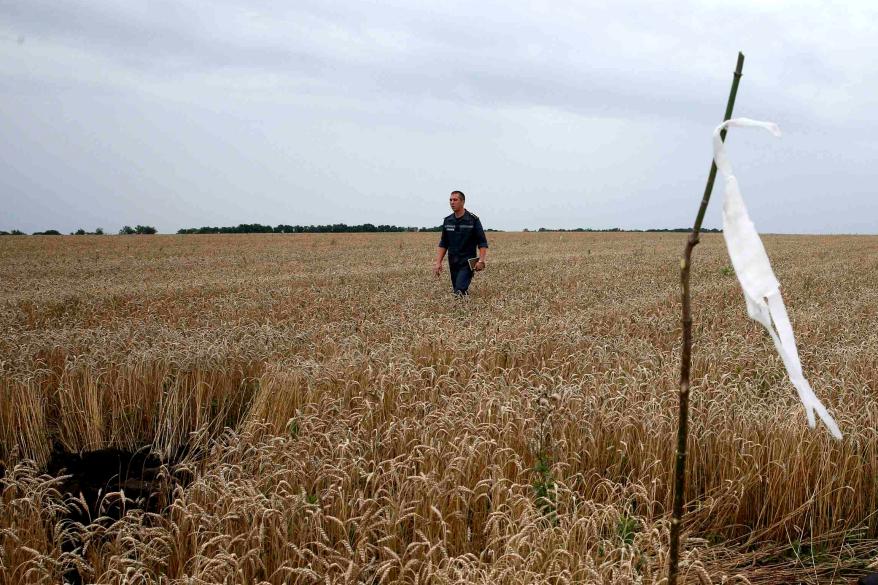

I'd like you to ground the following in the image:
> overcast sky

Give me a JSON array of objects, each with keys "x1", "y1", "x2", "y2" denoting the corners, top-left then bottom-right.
[{"x1": 2, "y1": 0, "x2": 876, "y2": 234}]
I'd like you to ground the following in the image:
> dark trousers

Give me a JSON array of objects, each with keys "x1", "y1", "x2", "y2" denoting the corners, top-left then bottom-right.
[{"x1": 449, "y1": 261, "x2": 474, "y2": 295}]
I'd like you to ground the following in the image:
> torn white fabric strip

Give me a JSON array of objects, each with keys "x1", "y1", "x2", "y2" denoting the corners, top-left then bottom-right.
[{"x1": 714, "y1": 118, "x2": 841, "y2": 439}]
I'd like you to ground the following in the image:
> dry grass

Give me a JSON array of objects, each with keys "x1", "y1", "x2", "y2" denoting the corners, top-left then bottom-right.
[{"x1": 1, "y1": 231, "x2": 878, "y2": 584}]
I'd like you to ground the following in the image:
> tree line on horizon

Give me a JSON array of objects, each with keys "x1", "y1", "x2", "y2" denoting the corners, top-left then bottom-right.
[
  {"x1": 174, "y1": 223, "x2": 706, "y2": 234},
  {"x1": 176, "y1": 223, "x2": 445, "y2": 234},
  {"x1": 0, "y1": 223, "x2": 721, "y2": 236},
  {"x1": 527, "y1": 227, "x2": 722, "y2": 233},
  {"x1": 0, "y1": 226, "x2": 157, "y2": 236}
]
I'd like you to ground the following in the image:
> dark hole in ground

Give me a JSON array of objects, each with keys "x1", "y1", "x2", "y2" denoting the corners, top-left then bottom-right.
[{"x1": 47, "y1": 446, "x2": 193, "y2": 585}]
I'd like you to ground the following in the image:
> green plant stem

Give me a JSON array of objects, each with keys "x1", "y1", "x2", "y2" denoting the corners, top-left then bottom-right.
[{"x1": 668, "y1": 51, "x2": 745, "y2": 585}]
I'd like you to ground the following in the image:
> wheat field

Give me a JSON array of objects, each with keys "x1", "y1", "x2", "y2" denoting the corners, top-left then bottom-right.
[{"x1": 1, "y1": 232, "x2": 877, "y2": 584}]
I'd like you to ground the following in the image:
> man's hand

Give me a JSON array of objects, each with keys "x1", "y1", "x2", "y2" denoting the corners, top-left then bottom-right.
[
  {"x1": 474, "y1": 260, "x2": 485, "y2": 271},
  {"x1": 433, "y1": 262, "x2": 442, "y2": 277}
]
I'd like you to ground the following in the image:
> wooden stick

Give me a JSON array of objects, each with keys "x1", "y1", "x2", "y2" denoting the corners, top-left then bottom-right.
[{"x1": 667, "y1": 51, "x2": 745, "y2": 585}]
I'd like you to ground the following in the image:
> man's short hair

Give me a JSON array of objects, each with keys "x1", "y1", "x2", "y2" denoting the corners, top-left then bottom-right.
[{"x1": 451, "y1": 190, "x2": 465, "y2": 201}]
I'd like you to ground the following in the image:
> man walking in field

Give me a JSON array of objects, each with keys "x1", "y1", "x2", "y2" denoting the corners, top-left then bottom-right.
[{"x1": 433, "y1": 190, "x2": 488, "y2": 295}]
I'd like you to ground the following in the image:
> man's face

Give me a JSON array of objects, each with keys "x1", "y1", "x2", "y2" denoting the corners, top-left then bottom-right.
[{"x1": 449, "y1": 193, "x2": 463, "y2": 213}]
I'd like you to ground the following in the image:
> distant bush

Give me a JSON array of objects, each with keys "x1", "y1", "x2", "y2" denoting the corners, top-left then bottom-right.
[
  {"x1": 119, "y1": 225, "x2": 157, "y2": 235},
  {"x1": 32, "y1": 230, "x2": 61, "y2": 236}
]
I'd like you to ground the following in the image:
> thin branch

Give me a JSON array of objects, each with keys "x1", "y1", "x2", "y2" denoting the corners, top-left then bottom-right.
[{"x1": 668, "y1": 51, "x2": 745, "y2": 585}]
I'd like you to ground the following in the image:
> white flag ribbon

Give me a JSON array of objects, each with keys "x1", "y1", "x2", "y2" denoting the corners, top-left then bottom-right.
[{"x1": 714, "y1": 118, "x2": 841, "y2": 439}]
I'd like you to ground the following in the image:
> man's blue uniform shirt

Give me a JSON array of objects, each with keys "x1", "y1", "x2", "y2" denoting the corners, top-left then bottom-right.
[{"x1": 439, "y1": 210, "x2": 489, "y2": 266}]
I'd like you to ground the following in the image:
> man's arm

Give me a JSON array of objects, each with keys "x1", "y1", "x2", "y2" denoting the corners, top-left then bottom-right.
[
  {"x1": 474, "y1": 246, "x2": 488, "y2": 270},
  {"x1": 434, "y1": 246, "x2": 447, "y2": 277},
  {"x1": 435, "y1": 224, "x2": 450, "y2": 276},
  {"x1": 474, "y1": 219, "x2": 488, "y2": 271}
]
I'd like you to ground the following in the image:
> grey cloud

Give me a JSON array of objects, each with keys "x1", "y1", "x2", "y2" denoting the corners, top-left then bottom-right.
[
  {"x1": 4, "y1": 0, "x2": 871, "y2": 127},
  {"x1": 3, "y1": 1, "x2": 323, "y2": 75}
]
